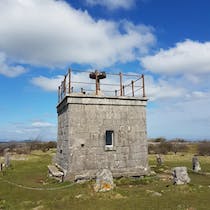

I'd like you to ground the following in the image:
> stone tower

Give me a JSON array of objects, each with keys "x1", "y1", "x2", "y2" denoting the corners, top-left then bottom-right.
[{"x1": 56, "y1": 70, "x2": 149, "y2": 181}]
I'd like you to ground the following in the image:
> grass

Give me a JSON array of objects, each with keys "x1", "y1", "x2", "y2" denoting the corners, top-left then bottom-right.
[{"x1": 0, "y1": 151, "x2": 210, "y2": 209}]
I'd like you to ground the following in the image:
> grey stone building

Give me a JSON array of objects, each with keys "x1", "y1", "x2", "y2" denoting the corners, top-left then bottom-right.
[{"x1": 55, "y1": 70, "x2": 149, "y2": 181}]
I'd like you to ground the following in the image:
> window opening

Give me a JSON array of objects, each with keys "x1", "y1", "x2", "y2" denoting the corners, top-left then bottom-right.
[{"x1": 106, "y1": 130, "x2": 114, "y2": 146}]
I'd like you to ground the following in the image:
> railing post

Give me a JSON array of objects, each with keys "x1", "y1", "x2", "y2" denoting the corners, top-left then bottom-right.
[
  {"x1": 119, "y1": 72, "x2": 123, "y2": 96},
  {"x1": 64, "y1": 75, "x2": 66, "y2": 96},
  {"x1": 131, "y1": 80, "x2": 134, "y2": 97},
  {"x1": 68, "y1": 68, "x2": 71, "y2": 94},
  {"x1": 142, "y1": 74, "x2": 146, "y2": 97},
  {"x1": 60, "y1": 75, "x2": 66, "y2": 99},
  {"x1": 58, "y1": 86, "x2": 61, "y2": 103},
  {"x1": 122, "y1": 85, "x2": 125, "y2": 96},
  {"x1": 95, "y1": 70, "x2": 99, "y2": 95}
]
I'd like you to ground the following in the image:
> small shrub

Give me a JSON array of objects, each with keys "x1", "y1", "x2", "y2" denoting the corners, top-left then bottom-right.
[
  {"x1": 46, "y1": 141, "x2": 57, "y2": 149},
  {"x1": 153, "y1": 137, "x2": 167, "y2": 143},
  {"x1": 148, "y1": 144, "x2": 156, "y2": 154},
  {"x1": 158, "y1": 142, "x2": 172, "y2": 154},
  {"x1": 15, "y1": 147, "x2": 31, "y2": 154},
  {"x1": 148, "y1": 142, "x2": 189, "y2": 154}
]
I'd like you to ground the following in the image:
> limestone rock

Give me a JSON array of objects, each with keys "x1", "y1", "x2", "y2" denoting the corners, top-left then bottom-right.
[
  {"x1": 48, "y1": 165, "x2": 64, "y2": 182},
  {"x1": 194, "y1": 161, "x2": 201, "y2": 172},
  {"x1": 192, "y1": 155, "x2": 201, "y2": 172},
  {"x1": 172, "y1": 167, "x2": 190, "y2": 185},
  {"x1": 0, "y1": 163, "x2": 3, "y2": 171},
  {"x1": 146, "y1": 190, "x2": 162, "y2": 196},
  {"x1": 112, "y1": 193, "x2": 127, "y2": 199},
  {"x1": 75, "y1": 194, "x2": 83, "y2": 199},
  {"x1": 149, "y1": 170, "x2": 156, "y2": 176},
  {"x1": 152, "y1": 192, "x2": 162, "y2": 197},
  {"x1": 48, "y1": 165, "x2": 64, "y2": 177},
  {"x1": 94, "y1": 169, "x2": 115, "y2": 192},
  {"x1": 156, "y1": 154, "x2": 163, "y2": 166},
  {"x1": 4, "y1": 153, "x2": 10, "y2": 167},
  {"x1": 75, "y1": 171, "x2": 93, "y2": 181}
]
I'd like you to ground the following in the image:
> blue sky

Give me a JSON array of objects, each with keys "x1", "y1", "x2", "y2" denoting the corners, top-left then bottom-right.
[{"x1": 0, "y1": 0, "x2": 210, "y2": 141}]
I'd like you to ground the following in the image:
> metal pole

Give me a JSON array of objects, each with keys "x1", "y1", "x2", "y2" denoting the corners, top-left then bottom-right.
[
  {"x1": 64, "y1": 75, "x2": 66, "y2": 95},
  {"x1": 69, "y1": 69, "x2": 71, "y2": 94},
  {"x1": 95, "y1": 70, "x2": 99, "y2": 95},
  {"x1": 119, "y1": 72, "x2": 123, "y2": 96},
  {"x1": 131, "y1": 80, "x2": 134, "y2": 97},
  {"x1": 122, "y1": 85, "x2": 125, "y2": 96},
  {"x1": 58, "y1": 86, "x2": 60, "y2": 103},
  {"x1": 142, "y1": 74, "x2": 145, "y2": 97}
]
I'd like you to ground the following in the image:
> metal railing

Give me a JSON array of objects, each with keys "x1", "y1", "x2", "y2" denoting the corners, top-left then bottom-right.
[{"x1": 58, "y1": 69, "x2": 146, "y2": 103}]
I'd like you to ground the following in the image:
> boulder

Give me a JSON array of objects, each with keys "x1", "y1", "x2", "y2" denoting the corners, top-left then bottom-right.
[
  {"x1": 156, "y1": 154, "x2": 163, "y2": 166},
  {"x1": 4, "y1": 153, "x2": 10, "y2": 167},
  {"x1": 94, "y1": 169, "x2": 115, "y2": 192},
  {"x1": 192, "y1": 155, "x2": 201, "y2": 172},
  {"x1": 172, "y1": 167, "x2": 190, "y2": 185},
  {"x1": 0, "y1": 163, "x2": 3, "y2": 171},
  {"x1": 48, "y1": 165, "x2": 64, "y2": 182},
  {"x1": 194, "y1": 161, "x2": 201, "y2": 172},
  {"x1": 152, "y1": 192, "x2": 162, "y2": 197}
]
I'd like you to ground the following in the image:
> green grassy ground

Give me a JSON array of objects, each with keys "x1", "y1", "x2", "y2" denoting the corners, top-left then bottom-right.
[{"x1": 0, "y1": 151, "x2": 210, "y2": 210}]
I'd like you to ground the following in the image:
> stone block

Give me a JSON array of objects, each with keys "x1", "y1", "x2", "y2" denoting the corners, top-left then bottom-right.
[
  {"x1": 94, "y1": 169, "x2": 115, "y2": 192},
  {"x1": 172, "y1": 167, "x2": 190, "y2": 185}
]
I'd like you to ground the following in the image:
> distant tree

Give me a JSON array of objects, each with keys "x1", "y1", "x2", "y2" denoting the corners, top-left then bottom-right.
[
  {"x1": 148, "y1": 142, "x2": 172, "y2": 154},
  {"x1": 154, "y1": 137, "x2": 167, "y2": 143},
  {"x1": 148, "y1": 144, "x2": 156, "y2": 154},
  {"x1": 171, "y1": 138, "x2": 187, "y2": 143},
  {"x1": 171, "y1": 143, "x2": 188, "y2": 154},
  {"x1": 46, "y1": 141, "x2": 57, "y2": 149},
  {"x1": 0, "y1": 146, "x2": 4, "y2": 156},
  {"x1": 197, "y1": 142, "x2": 210, "y2": 156},
  {"x1": 158, "y1": 142, "x2": 172, "y2": 154},
  {"x1": 28, "y1": 140, "x2": 43, "y2": 151},
  {"x1": 148, "y1": 141, "x2": 188, "y2": 155}
]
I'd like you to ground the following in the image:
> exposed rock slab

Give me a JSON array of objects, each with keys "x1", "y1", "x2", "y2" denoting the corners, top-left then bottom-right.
[
  {"x1": 48, "y1": 165, "x2": 64, "y2": 177},
  {"x1": 94, "y1": 169, "x2": 115, "y2": 192}
]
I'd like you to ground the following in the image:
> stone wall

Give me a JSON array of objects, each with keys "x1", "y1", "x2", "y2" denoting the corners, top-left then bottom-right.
[{"x1": 56, "y1": 94, "x2": 148, "y2": 180}]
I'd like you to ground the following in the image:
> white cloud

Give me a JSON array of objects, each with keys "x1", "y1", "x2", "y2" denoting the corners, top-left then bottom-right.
[
  {"x1": 145, "y1": 75, "x2": 187, "y2": 101},
  {"x1": 0, "y1": 121, "x2": 56, "y2": 141},
  {"x1": 31, "y1": 72, "x2": 94, "y2": 92},
  {"x1": 86, "y1": 0, "x2": 135, "y2": 10},
  {"x1": 0, "y1": 52, "x2": 26, "y2": 77},
  {"x1": 145, "y1": 68, "x2": 210, "y2": 139},
  {"x1": 32, "y1": 121, "x2": 55, "y2": 128},
  {"x1": 31, "y1": 75, "x2": 64, "y2": 91},
  {"x1": 147, "y1": 97, "x2": 210, "y2": 140},
  {"x1": 0, "y1": 0, "x2": 155, "y2": 67},
  {"x1": 141, "y1": 40, "x2": 210, "y2": 75}
]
